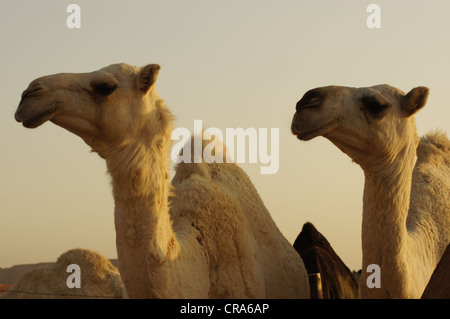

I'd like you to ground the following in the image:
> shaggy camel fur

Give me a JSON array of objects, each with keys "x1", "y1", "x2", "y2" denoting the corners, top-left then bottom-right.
[
  {"x1": 291, "y1": 84, "x2": 450, "y2": 298},
  {"x1": 0, "y1": 248, "x2": 123, "y2": 299},
  {"x1": 15, "y1": 63, "x2": 310, "y2": 298},
  {"x1": 294, "y1": 222, "x2": 360, "y2": 299}
]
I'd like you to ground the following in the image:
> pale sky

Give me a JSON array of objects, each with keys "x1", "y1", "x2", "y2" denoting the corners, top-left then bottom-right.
[{"x1": 1, "y1": 1, "x2": 449, "y2": 272}]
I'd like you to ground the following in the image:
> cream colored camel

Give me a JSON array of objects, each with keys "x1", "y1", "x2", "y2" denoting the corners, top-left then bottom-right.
[
  {"x1": 291, "y1": 84, "x2": 450, "y2": 298},
  {"x1": 0, "y1": 248, "x2": 124, "y2": 299},
  {"x1": 15, "y1": 63, "x2": 310, "y2": 298}
]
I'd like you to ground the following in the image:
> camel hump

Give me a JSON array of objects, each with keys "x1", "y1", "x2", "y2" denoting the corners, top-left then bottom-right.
[
  {"x1": 417, "y1": 130, "x2": 450, "y2": 166},
  {"x1": 172, "y1": 132, "x2": 232, "y2": 184}
]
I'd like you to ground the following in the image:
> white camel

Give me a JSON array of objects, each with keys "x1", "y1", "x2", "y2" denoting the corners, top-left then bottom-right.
[
  {"x1": 0, "y1": 248, "x2": 124, "y2": 299},
  {"x1": 15, "y1": 63, "x2": 310, "y2": 298},
  {"x1": 291, "y1": 84, "x2": 450, "y2": 298}
]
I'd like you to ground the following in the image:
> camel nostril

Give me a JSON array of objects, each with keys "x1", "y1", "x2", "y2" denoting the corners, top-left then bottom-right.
[
  {"x1": 21, "y1": 86, "x2": 44, "y2": 99},
  {"x1": 296, "y1": 89, "x2": 325, "y2": 111},
  {"x1": 297, "y1": 97, "x2": 322, "y2": 111}
]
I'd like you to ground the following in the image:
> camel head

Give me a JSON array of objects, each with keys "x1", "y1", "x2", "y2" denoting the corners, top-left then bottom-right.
[
  {"x1": 15, "y1": 63, "x2": 165, "y2": 153},
  {"x1": 291, "y1": 84, "x2": 429, "y2": 168}
]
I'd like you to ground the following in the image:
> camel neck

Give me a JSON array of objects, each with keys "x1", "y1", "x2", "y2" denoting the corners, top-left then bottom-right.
[
  {"x1": 361, "y1": 141, "x2": 416, "y2": 298},
  {"x1": 104, "y1": 109, "x2": 180, "y2": 298},
  {"x1": 109, "y1": 138, "x2": 173, "y2": 248}
]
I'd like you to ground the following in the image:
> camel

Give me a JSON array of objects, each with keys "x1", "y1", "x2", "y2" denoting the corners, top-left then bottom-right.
[
  {"x1": 291, "y1": 84, "x2": 450, "y2": 298},
  {"x1": 0, "y1": 248, "x2": 124, "y2": 299},
  {"x1": 14, "y1": 63, "x2": 310, "y2": 298},
  {"x1": 293, "y1": 222, "x2": 360, "y2": 299},
  {"x1": 421, "y1": 244, "x2": 450, "y2": 299}
]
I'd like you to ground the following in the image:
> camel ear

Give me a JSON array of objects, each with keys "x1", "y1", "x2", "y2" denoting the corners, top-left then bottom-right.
[
  {"x1": 138, "y1": 64, "x2": 161, "y2": 93},
  {"x1": 402, "y1": 86, "x2": 429, "y2": 117}
]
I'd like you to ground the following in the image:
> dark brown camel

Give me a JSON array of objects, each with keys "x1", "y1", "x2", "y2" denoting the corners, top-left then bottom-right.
[
  {"x1": 293, "y1": 222, "x2": 360, "y2": 299},
  {"x1": 421, "y1": 244, "x2": 450, "y2": 299}
]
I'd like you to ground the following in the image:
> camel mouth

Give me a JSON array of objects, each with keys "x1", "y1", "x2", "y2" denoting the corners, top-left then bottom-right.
[
  {"x1": 17, "y1": 101, "x2": 62, "y2": 129},
  {"x1": 292, "y1": 120, "x2": 338, "y2": 141}
]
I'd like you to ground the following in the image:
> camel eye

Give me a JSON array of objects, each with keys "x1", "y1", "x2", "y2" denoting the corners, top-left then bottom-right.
[
  {"x1": 93, "y1": 82, "x2": 117, "y2": 96},
  {"x1": 361, "y1": 96, "x2": 389, "y2": 117}
]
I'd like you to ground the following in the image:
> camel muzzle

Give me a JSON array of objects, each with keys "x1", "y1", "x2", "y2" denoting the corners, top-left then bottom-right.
[
  {"x1": 15, "y1": 96, "x2": 62, "y2": 128},
  {"x1": 290, "y1": 112, "x2": 310, "y2": 140}
]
